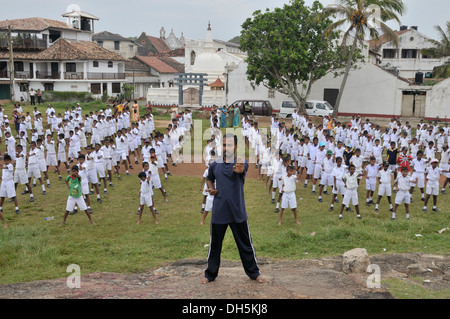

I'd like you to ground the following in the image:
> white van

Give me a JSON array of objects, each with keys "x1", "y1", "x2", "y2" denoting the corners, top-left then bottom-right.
[{"x1": 279, "y1": 100, "x2": 333, "y2": 118}]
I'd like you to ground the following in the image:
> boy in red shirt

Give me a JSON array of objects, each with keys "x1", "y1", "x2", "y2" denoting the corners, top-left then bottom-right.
[{"x1": 397, "y1": 147, "x2": 412, "y2": 172}]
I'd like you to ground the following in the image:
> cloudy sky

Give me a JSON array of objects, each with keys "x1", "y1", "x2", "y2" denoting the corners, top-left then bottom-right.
[{"x1": 1, "y1": 0, "x2": 448, "y2": 42}]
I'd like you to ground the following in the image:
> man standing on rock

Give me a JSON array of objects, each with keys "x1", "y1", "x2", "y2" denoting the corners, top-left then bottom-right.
[{"x1": 202, "y1": 133, "x2": 265, "y2": 284}]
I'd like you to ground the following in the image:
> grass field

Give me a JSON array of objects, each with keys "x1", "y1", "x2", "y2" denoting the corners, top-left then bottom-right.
[{"x1": 0, "y1": 101, "x2": 448, "y2": 299}]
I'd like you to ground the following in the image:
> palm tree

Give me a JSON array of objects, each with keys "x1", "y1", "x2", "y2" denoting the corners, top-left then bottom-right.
[
  {"x1": 322, "y1": 0, "x2": 406, "y2": 117},
  {"x1": 421, "y1": 21, "x2": 450, "y2": 59}
]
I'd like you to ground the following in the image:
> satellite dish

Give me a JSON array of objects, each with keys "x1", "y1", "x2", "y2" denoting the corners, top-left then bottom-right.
[{"x1": 66, "y1": 4, "x2": 81, "y2": 13}]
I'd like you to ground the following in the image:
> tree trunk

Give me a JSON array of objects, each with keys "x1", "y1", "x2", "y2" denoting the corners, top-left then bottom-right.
[{"x1": 332, "y1": 28, "x2": 360, "y2": 118}]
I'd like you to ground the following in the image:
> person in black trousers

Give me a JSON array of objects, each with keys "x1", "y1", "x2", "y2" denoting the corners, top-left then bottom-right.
[{"x1": 202, "y1": 133, "x2": 265, "y2": 284}]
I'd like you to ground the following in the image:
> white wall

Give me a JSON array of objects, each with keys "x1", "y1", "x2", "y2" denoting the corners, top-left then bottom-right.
[{"x1": 425, "y1": 78, "x2": 450, "y2": 120}]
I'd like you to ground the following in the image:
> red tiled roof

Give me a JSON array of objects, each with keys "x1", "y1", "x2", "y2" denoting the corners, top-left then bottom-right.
[
  {"x1": 0, "y1": 17, "x2": 77, "y2": 32},
  {"x1": 146, "y1": 35, "x2": 171, "y2": 53},
  {"x1": 368, "y1": 29, "x2": 410, "y2": 49},
  {"x1": 150, "y1": 48, "x2": 185, "y2": 58},
  {"x1": 209, "y1": 77, "x2": 224, "y2": 87},
  {"x1": 0, "y1": 38, "x2": 125, "y2": 61},
  {"x1": 135, "y1": 56, "x2": 183, "y2": 74}
]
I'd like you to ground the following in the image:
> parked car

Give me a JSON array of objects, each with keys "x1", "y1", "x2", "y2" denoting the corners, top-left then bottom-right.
[
  {"x1": 279, "y1": 100, "x2": 333, "y2": 117},
  {"x1": 233, "y1": 100, "x2": 273, "y2": 116},
  {"x1": 279, "y1": 100, "x2": 297, "y2": 118}
]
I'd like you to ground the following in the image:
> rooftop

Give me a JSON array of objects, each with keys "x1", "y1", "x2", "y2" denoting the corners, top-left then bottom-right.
[{"x1": 0, "y1": 17, "x2": 78, "y2": 32}]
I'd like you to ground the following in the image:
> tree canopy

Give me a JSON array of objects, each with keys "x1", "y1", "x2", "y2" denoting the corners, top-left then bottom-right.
[{"x1": 240, "y1": 0, "x2": 361, "y2": 114}]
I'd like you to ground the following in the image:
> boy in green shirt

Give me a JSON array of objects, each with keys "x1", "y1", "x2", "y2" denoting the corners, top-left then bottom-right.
[{"x1": 61, "y1": 166, "x2": 96, "y2": 226}]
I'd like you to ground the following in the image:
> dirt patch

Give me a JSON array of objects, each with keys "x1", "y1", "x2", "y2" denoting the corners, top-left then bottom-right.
[{"x1": 0, "y1": 253, "x2": 448, "y2": 299}]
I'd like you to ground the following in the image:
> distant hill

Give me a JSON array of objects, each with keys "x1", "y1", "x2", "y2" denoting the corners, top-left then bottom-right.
[{"x1": 228, "y1": 36, "x2": 240, "y2": 44}]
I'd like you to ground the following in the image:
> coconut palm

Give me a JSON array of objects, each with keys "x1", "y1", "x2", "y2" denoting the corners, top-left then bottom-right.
[
  {"x1": 421, "y1": 21, "x2": 450, "y2": 59},
  {"x1": 322, "y1": 0, "x2": 406, "y2": 117}
]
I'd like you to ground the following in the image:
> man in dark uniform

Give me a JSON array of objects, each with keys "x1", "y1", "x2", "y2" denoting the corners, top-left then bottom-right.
[{"x1": 202, "y1": 133, "x2": 265, "y2": 284}]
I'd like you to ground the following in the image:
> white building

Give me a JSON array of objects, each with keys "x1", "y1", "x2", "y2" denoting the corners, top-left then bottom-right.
[
  {"x1": 369, "y1": 26, "x2": 447, "y2": 79},
  {"x1": 93, "y1": 31, "x2": 138, "y2": 59},
  {"x1": 0, "y1": 11, "x2": 126, "y2": 100}
]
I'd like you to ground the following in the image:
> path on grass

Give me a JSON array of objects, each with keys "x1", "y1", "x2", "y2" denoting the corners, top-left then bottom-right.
[{"x1": 0, "y1": 253, "x2": 448, "y2": 299}]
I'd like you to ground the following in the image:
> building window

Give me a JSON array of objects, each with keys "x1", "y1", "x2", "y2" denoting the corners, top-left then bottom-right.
[
  {"x1": 129, "y1": 45, "x2": 134, "y2": 52},
  {"x1": 190, "y1": 51, "x2": 196, "y2": 65},
  {"x1": 268, "y1": 89, "x2": 275, "y2": 99},
  {"x1": 108, "y1": 61, "x2": 113, "y2": 68},
  {"x1": 93, "y1": 61, "x2": 99, "y2": 68},
  {"x1": 91, "y1": 83, "x2": 101, "y2": 95},
  {"x1": 112, "y1": 83, "x2": 121, "y2": 94},
  {"x1": 44, "y1": 83, "x2": 54, "y2": 91},
  {"x1": 19, "y1": 83, "x2": 29, "y2": 92},
  {"x1": 114, "y1": 41, "x2": 120, "y2": 50},
  {"x1": 383, "y1": 49, "x2": 397, "y2": 59},
  {"x1": 14, "y1": 61, "x2": 24, "y2": 72},
  {"x1": 401, "y1": 49, "x2": 417, "y2": 59},
  {"x1": 66, "y1": 63, "x2": 76, "y2": 72},
  {"x1": 97, "y1": 41, "x2": 103, "y2": 47}
]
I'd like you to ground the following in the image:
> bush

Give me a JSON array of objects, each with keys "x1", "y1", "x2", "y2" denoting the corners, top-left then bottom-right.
[{"x1": 41, "y1": 91, "x2": 96, "y2": 103}]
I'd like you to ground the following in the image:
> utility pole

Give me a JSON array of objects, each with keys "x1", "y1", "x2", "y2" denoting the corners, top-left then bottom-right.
[{"x1": 8, "y1": 25, "x2": 15, "y2": 101}]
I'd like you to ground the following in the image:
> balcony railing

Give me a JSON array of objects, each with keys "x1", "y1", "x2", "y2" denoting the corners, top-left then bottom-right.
[
  {"x1": 0, "y1": 38, "x2": 47, "y2": 50},
  {"x1": 14, "y1": 71, "x2": 33, "y2": 79},
  {"x1": 35, "y1": 71, "x2": 60, "y2": 79},
  {"x1": 64, "y1": 72, "x2": 84, "y2": 80},
  {"x1": 87, "y1": 72, "x2": 125, "y2": 80}
]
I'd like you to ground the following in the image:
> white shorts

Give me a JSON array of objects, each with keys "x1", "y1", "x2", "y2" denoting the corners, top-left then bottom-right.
[
  {"x1": 281, "y1": 191, "x2": 297, "y2": 209},
  {"x1": 95, "y1": 162, "x2": 105, "y2": 178},
  {"x1": 313, "y1": 164, "x2": 322, "y2": 179},
  {"x1": 157, "y1": 157, "x2": 164, "y2": 169},
  {"x1": 300, "y1": 156, "x2": 307, "y2": 168},
  {"x1": 378, "y1": 183, "x2": 392, "y2": 197},
  {"x1": 81, "y1": 182, "x2": 89, "y2": 195},
  {"x1": 58, "y1": 152, "x2": 67, "y2": 163},
  {"x1": 68, "y1": 148, "x2": 78, "y2": 159},
  {"x1": 342, "y1": 188, "x2": 359, "y2": 206},
  {"x1": 104, "y1": 159, "x2": 112, "y2": 171},
  {"x1": 266, "y1": 167, "x2": 273, "y2": 176},
  {"x1": 66, "y1": 196, "x2": 87, "y2": 211},
  {"x1": 306, "y1": 160, "x2": 314, "y2": 175},
  {"x1": 0, "y1": 180, "x2": 16, "y2": 198},
  {"x1": 14, "y1": 169, "x2": 28, "y2": 185},
  {"x1": 87, "y1": 169, "x2": 99, "y2": 184},
  {"x1": 116, "y1": 150, "x2": 127, "y2": 161},
  {"x1": 205, "y1": 195, "x2": 214, "y2": 212},
  {"x1": 366, "y1": 178, "x2": 377, "y2": 191},
  {"x1": 389, "y1": 164, "x2": 397, "y2": 172},
  {"x1": 39, "y1": 159, "x2": 47, "y2": 172},
  {"x1": 151, "y1": 174, "x2": 162, "y2": 189},
  {"x1": 332, "y1": 181, "x2": 346, "y2": 195},
  {"x1": 413, "y1": 173, "x2": 425, "y2": 188},
  {"x1": 426, "y1": 182, "x2": 439, "y2": 196},
  {"x1": 320, "y1": 172, "x2": 334, "y2": 186},
  {"x1": 27, "y1": 165, "x2": 41, "y2": 179},
  {"x1": 272, "y1": 174, "x2": 282, "y2": 189},
  {"x1": 140, "y1": 193, "x2": 153, "y2": 207},
  {"x1": 46, "y1": 153, "x2": 58, "y2": 166},
  {"x1": 395, "y1": 190, "x2": 411, "y2": 205}
]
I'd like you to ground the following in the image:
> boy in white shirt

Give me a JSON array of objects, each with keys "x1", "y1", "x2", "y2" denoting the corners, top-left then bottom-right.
[
  {"x1": 101, "y1": 139, "x2": 115, "y2": 188},
  {"x1": 364, "y1": 157, "x2": 379, "y2": 206},
  {"x1": 57, "y1": 133, "x2": 70, "y2": 177},
  {"x1": 339, "y1": 164, "x2": 363, "y2": 220},
  {"x1": 423, "y1": 159, "x2": 449, "y2": 212},
  {"x1": 278, "y1": 166, "x2": 300, "y2": 226},
  {"x1": 318, "y1": 150, "x2": 334, "y2": 203},
  {"x1": 14, "y1": 144, "x2": 34, "y2": 202},
  {"x1": 137, "y1": 171, "x2": 159, "y2": 225},
  {"x1": 330, "y1": 156, "x2": 346, "y2": 211},
  {"x1": 375, "y1": 162, "x2": 393, "y2": 212},
  {"x1": 392, "y1": 167, "x2": 414, "y2": 220},
  {"x1": 26, "y1": 141, "x2": 47, "y2": 195},
  {"x1": 0, "y1": 154, "x2": 19, "y2": 220},
  {"x1": 45, "y1": 134, "x2": 59, "y2": 178},
  {"x1": 93, "y1": 143, "x2": 108, "y2": 193},
  {"x1": 410, "y1": 150, "x2": 426, "y2": 201},
  {"x1": 85, "y1": 145, "x2": 102, "y2": 203}
]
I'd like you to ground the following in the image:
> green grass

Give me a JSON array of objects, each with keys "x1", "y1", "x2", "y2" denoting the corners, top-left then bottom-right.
[{"x1": 0, "y1": 101, "x2": 449, "y2": 299}]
